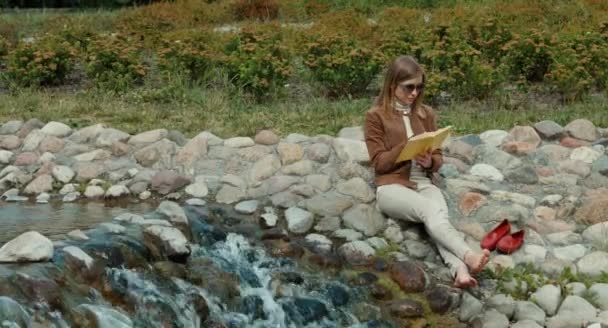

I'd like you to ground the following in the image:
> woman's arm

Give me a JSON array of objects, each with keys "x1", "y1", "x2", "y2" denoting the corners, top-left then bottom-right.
[{"x1": 364, "y1": 111, "x2": 405, "y2": 174}]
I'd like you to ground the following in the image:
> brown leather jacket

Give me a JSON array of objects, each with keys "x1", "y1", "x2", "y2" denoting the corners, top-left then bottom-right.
[{"x1": 364, "y1": 104, "x2": 444, "y2": 189}]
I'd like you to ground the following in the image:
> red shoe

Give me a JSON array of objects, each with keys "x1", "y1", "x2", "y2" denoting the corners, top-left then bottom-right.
[
  {"x1": 480, "y1": 219, "x2": 511, "y2": 251},
  {"x1": 496, "y1": 230, "x2": 525, "y2": 254}
]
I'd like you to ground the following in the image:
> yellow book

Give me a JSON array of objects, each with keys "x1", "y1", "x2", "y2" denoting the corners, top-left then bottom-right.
[{"x1": 395, "y1": 126, "x2": 452, "y2": 163}]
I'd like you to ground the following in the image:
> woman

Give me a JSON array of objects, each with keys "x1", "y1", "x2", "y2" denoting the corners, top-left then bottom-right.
[{"x1": 364, "y1": 56, "x2": 490, "y2": 288}]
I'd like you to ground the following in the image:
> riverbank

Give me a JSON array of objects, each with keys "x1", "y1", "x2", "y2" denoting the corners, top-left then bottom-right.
[{"x1": 1, "y1": 117, "x2": 608, "y2": 326}]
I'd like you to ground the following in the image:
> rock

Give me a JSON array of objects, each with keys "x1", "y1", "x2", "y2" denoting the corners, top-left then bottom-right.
[
  {"x1": 314, "y1": 216, "x2": 341, "y2": 232},
  {"x1": 565, "y1": 282, "x2": 586, "y2": 296},
  {"x1": 553, "y1": 244, "x2": 587, "y2": 262},
  {"x1": 185, "y1": 182, "x2": 209, "y2": 198},
  {"x1": 336, "y1": 177, "x2": 375, "y2": 202},
  {"x1": 285, "y1": 207, "x2": 314, "y2": 234},
  {"x1": 474, "y1": 144, "x2": 522, "y2": 170},
  {"x1": 513, "y1": 301, "x2": 545, "y2": 325},
  {"x1": 341, "y1": 204, "x2": 385, "y2": 236},
  {"x1": 473, "y1": 309, "x2": 509, "y2": 328},
  {"x1": 470, "y1": 163, "x2": 504, "y2": 181},
  {"x1": 459, "y1": 292, "x2": 483, "y2": 322},
  {"x1": 134, "y1": 139, "x2": 176, "y2": 168},
  {"x1": 143, "y1": 225, "x2": 190, "y2": 262},
  {"x1": 0, "y1": 296, "x2": 31, "y2": 327},
  {"x1": 583, "y1": 222, "x2": 608, "y2": 246},
  {"x1": 389, "y1": 261, "x2": 425, "y2": 293},
  {"x1": 114, "y1": 213, "x2": 145, "y2": 224},
  {"x1": 487, "y1": 294, "x2": 515, "y2": 318},
  {"x1": 575, "y1": 194, "x2": 608, "y2": 225},
  {"x1": 0, "y1": 150, "x2": 14, "y2": 164},
  {"x1": 333, "y1": 229, "x2": 363, "y2": 241},
  {"x1": 73, "y1": 304, "x2": 133, "y2": 328},
  {"x1": 13, "y1": 151, "x2": 38, "y2": 166},
  {"x1": 277, "y1": 143, "x2": 304, "y2": 165},
  {"x1": 387, "y1": 299, "x2": 423, "y2": 318},
  {"x1": 534, "y1": 120, "x2": 564, "y2": 140},
  {"x1": 40, "y1": 121, "x2": 71, "y2": 137},
  {"x1": 305, "y1": 174, "x2": 332, "y2": 192},
  {"x1": 260, "y1": 207, "x2": 278, "y2": 228},
  {"x1": 156, "y1": 201, "x2": 188, "y2": 225},
  {"x1": 286, "y1": 297, "x2": 328, "y2": 324},
  {"x1": 383, "y1": 225, "x2": 404, "y2": 244},
  {"x1": 282, "y1": 160, "x2": 313, "y2": 176},
  {"x1": 589, "y1": 283, "x2": 608, "y2": 310},
  {"x1": 128, "y1": 129, "x2": 167, "y2": 146},
  {"x1": 151, "y1": 170, "x2": 190, "y2": 195},
  {"x1": 502, "y1": 126, "x2": 542, "y2": 155},
  {"x1": 75, "y1": 162, "x2": 103, "y2": 182},
  {"x1": 216, "y1": 185, "x2": 246, "y2": 204},
  {"x1": 338, "y1": 240, "x2": 375, "y2": 265},
  {"x1": 52, "y1": 165, "x2": 75, "y2": 183},
  {"x1": 491, "y1": 190, "x2": 536, "y2": 208},
  {"x1": 36, "y1": 192, "x2": 50, "y2": 203},
  {"x1": 332, "y1": 138, "x2": 369, "y2": 163},
  {"x1": 530, "y1": 284, "x2": 561, "y2": 316},
  {"x1": 62, "y1": 245, "x2": 94, "y2": 272},
  {"x1": 480, "y1": 129, "x2": 509, "y2": 147},
  {"x1": 248, "y1": 154, "x2": 281, "y2": 185},
  {"x1": 578, "y1": 251, "x2": 608, "y2": 277},
  {"x1": 235, "y1": 200, "x2": 259, "y2": 214},
  {"x1": 63, "y1": 192, "x2": 80, "y2": 202},
  {"x1": 446, "y1": 140, "x2": 475, "y2": 163},
  {"x1": 546, "y1": 231, "x2": 582, "y2": 246},
  {"x1": 23, "y1": 174, "x2": 53, "y2": 195},
  {"x1": 534, "y1": 206, "x2": 556, "y2": 221},
  {"x1": 546, "y1": 295, "x2": 596, "y2": 328},
  {"x1": 105, "y1": 185, "x2": 130, "y2": 198},
  {"x1": 338, "y1": 126, "x2": 364, "y2": 141},
  {"x1": 305, "y1": 233, "x2": 332, "y2": 252},
  {"x1": 254, "y1": 130, "x2": 279, "y2": 145},
  {"x1": 0, "y1": 135, "x2": 21, "y2": 150},
  {"x1": 565, "y1": 118, "x2": 598, "y2": 141},
  {"x1": 445, "y1": 178, "x2": 490, "y2": 196},
  {"x1": 365, "y1": 237, "x2": 389, "y2": 250},
  {"x1": 592, "y1": 155, "x2": 608, "y2": 176},
  {"x1": 285, "y1": 133, "x2": 310, "y2": 143},
  {"x1": 307, "y1": 143, "x2": 331, "y2": 163},
  {"x1": 224, "y1": 137, "x2": 254, "y2": 148},
  {"x1": 305, "y1": 192, "x2": 353, "y2": 217},
  {"x1": 83, "y1": 185, "x2": 104, "y2": 198},
  {"x1": 570, "y1": 146, "x2": 601, "y2": 164},
  {"x1": 74, "y1": 149, "x2": 111, "y2": 162},
  {"x1": 0, "y1": 120, "x2": 24, "y2": 134},
  {"x1": 175, "y1": 135, "x2": 208, "y2": 170},
  {"x1": 0, "y1": 231, "x2": 53, "y2": 262}
]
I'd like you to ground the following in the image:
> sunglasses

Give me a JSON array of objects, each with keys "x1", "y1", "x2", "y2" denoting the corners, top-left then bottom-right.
[{"x1": 398, "y1": 83, "x2": 425, "y2": 93}]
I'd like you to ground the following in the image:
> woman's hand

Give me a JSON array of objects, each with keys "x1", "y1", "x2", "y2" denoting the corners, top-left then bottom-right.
[{"x1": 414, "y1": 150, "x2": 433, "y2": 169}]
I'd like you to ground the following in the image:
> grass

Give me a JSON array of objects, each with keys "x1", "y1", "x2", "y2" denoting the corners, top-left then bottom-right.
[{"x1": 0, "y1": 86, "x2": 605, "y2": 139}]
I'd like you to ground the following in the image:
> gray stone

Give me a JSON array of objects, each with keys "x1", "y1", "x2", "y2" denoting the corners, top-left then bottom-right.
[
  {"x1": 62, "y1": 245, "x2": 94, "y2": 272},
  {"x1": 305, "y1": 233, "x2": 332, "y2": 252},
  {"x1": 531, "y1": 284, "x2": 561, "y2": 316},
  {"x1": 150, "y1": 170, "x2": 190, "y2": 195},
  {"x1": 553, "y1": 244, "x2": 587, "y2": 263},
  {"x1": 216, "y1": 185, "x2": 246, "y2": 204},
  {"x1": 333, "y1": 229, "x2": 363, "y2": 241},
  {"x1": 96, "y1": 128, "x2": 130, "y2": 147},
  {"x1": 459, "y1": 292, "x2": 483, "y2": 322},
  {"x1": 285, "y1": 207, "x2": 314, "y2": 234},
  {"x1": 332, "y1": 138, "x2": 369, "y2": 163},
  {"x1": 546, "y1": 231, "x2": 582, "y2": 246},
  {"x1": 336, "y1": 177, "x2": 375, "y2": 202},
  {"x1": 474, "y1": 309, "x2": 509, "y2": 328},
  {"x1": 365, "y1": 237, "x2": 389, "y2": 250},
  {"x1": 470, "y1": 163, "x2": 504, "y2": 181},
  {"x1": 62, "y1": 192, "x2": 80, "y2": 202},
  {"x1": 224, "y1": 136, "x2": 254, "y2": 148},
  {"x1": 565, "y1": 119, "x2": 598, "y2": 142},
  {"x1": 592, "y1": 155, "x2": 608, "y2": 176},
  {"x1": 52, "y1": 165, "x2": 75, "y2": 183},
  {"x1": 134, "y1": 139, "x2": 176, "y2": 169},
  {"x1": 196, "y1": 131, "x2": 223, "y2": 146},
  {"x1": 105, "y1": 185, "x2": 130, "y2": 198},
  {"x1": 282, "y1": 160, "x2": 313, "y2": 176},
  {"x1": 128, "y1": 129, "x2": 168, "y2": 146},
  {"x1": 305, "y1": 192, "x2": 353, "y2": 217},
  {"x1": 445, "y1": 140, "x2": 475, "y2": 163},
  {"x1": 284, "y1": 133, "x2": 310, "y2": 143},
  {"x1": 185, "y1": 182, "x2": 209, "y2": 198},
  {"x1": 404, "y1": 240, "x2": 432, "y2": 259},
  {"x1": 578, "y1": 251, "x2": 608, "y2": 277},
  {"x1": 582, "y1": 223, "x2": 608, "y2": 247},
  {"x1": 307, "y1": 143, "x2": 331, "y2": 163},
  {"x1": 342, "y1": 204, "x2": 385, "y2": 237},
  {"x1": 546, "y1": 295, "x2": 597, "y2": 328},
  {"x1": 235, "y1": 200, "x2": 259, "y2": 214},
  {"x1": 270, "y1": 191, "x2": 304, "y2": 208},
  {"x1": 23, "y1": 174, "x2": 53, "y2": 195},
  {"x1": 0, "y1": 150, "x2": 13, "y2": 164},
  {"x1": 0, "y1": 120, "x2": 24, "y2": 134},
  {"x1": 248, "y1": 154, "x2": 281, "y2": 185},
  {"x1": 589, "y1": 283, "x2": 608, "y2": 310},
  {"x1": 338, "y1": 240, "x2": 375, "y2": 265},
  {"x1": 0, "y1": 231, "x2": 53, "y2": 262},
  {"x1": 143, "y1": 225, "x2": 190, "y2": 260},
  {"x1": 40, "y1": 121, "x2": 71, "y2": 137},
  {"x1": 479, "y1": 129, "x2": 509, "y2": 147},
  {"x1": 185, "y1": 198, "x2": 206, "y2": 206},
  {"x1": 314, "y1": 216, "x2": 341, "y2": 232},
  {"x1": 306, "y1": 174, "x2": 332, "y2": 192},
  {"x1": 445, "y1": 178, "x2": 490, "y2": 196},
  {"x1": 338, "y1": 126, "x2": 364, "y2": 140},
  {"x1": 474, "y1": 144, "x2": 522, "y2": 170},
  {"x1": 534, "y1": 120, "x2": 565, "y2": 140},
  {"x1": 570, "y1": 146, "x2": 601, "y2": 164},
  {"x1": 68, "y1": 123, "x2": 105, "y2": 144},
  {"x1": 254, "y1": 130, "x2": 279, "y2": 145},
  {"x1": 511, "y1": 320, "x2": 543, "y2": 328},
  {"x1": 513, "y1": 301, "x2": 545, "y2": 325},
  {"x1": 277, "y1": 143, "x2": 304, "y2": 165},
  {"x1": 566, "y1": 282, "x2": 586, "y2": 296},
  {"x1": 156, "y1": 201, "x2": 188, "y2": 225},
  {"x1": 491, "y1": 190, "x2": 536, "y2": 207},
  {"x1": 22, "y1": 129, "x2": 45, "y2": 152},
  {"x1": 487, "y1": 294, "x2": 515, "y2": 319}
]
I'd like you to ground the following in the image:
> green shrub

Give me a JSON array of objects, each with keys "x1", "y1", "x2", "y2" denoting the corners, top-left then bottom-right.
[
  {"x1": 465, "y1": 18, "x2": 513, "y2": 65},
  {"x1": 84, "y1": 34, "x2": 147, "y2": 92},
  {"x1": 223, "y1": 24, "x2": 293, "y2": 99},
  {"x1": 501, "y1": 29, "x2": 554, "y2": 84},
  {"x1": 304, "y1": 33, "x2": 384, "y2": 98},
  {"x1": 231, "y1": 0, "x2": 280, "y2": 21},
  {"x1": 3, "y1": 37, "x2": 76, "y2": 87}
]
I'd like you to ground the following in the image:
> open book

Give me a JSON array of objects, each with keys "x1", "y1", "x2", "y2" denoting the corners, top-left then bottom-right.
[{"x1": 395, "y1": 126, "x2": 452, "y2": 163}]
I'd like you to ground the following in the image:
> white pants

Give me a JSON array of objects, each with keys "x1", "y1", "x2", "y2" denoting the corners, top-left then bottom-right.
[{"x1": 376, "y1": 176, "x2": 471, "y2": 277}]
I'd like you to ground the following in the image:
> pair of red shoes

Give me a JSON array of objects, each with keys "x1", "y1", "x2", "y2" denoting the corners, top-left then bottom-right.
[{"x1": 480, "y1": 219, "x2": 525, "y2": 254}]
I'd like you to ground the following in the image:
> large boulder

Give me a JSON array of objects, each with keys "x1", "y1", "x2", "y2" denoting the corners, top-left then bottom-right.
[{"x1": 0, "y1": 231, "x2": 53, "y2": 263}]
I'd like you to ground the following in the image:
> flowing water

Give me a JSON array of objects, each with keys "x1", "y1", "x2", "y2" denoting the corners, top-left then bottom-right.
[{"x1": 0, "y1": 202, "x2": 399, "y2": 327}]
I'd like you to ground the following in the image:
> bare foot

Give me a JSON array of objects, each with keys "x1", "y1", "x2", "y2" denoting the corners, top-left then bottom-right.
[
  {"x1": 463, "y1": 249, "x2": 490, "y2": 273},
  {"x1": 454, "y1": 265, "x2": 477, "y2": 288}
]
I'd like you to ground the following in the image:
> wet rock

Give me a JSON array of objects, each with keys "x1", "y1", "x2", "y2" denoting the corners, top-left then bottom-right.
[
  {"x1": 284, "y1": 207, "x2": 313, "y2": 234},
  {"x1": 143, "y1": 225, "x2": 191, "y2": 263},
  {"x1": 23, "y1": 174, "x2": 53, "y2": 195},
  {"x1": 370, "y1": 283, "x2": 392, "y2": 300},
  {"x1": 62, "y1": 245, "x2": 94, "y2": 274},
  {"x1": 73, "y1": 304, "x2": 133, "y2": 328},
  {"x1": 156, "y1": 201, "x2": 188, "y2": 226},
  {"x1": 235, "y1": 200, "x2": 258, "y2": 214},
  {"x1": 67, "y1": 229, "x2": 89, "y2": 241},
  {"x1": 425, "y1": 286, "x2": 453, "y2": 314},
  {"x1": 0, "y1": 296, "x2": 30, "y2": 327},
  {"x1": 326, "y1": 283, "x2": 349, "y2": 306},
  {"x1": 241, "y1": 295, "x2": 266, "y2": 320},
  {"x1": 389, "y1": 261, "x2": 425, "y2": 293},
  {"x1": 13, "y1": 272, "x2": 61, "y2": 307},
  {"x1": 0, "y1": 231, "x2": 53, "y2": 262},
  {"x1": 185, "y1": 182, "x2": 209, "y2": 198},
  {"x1": 260, "y1": 207, "x2": 279, "y2": 228},
  {"x1": 338, "y1": 240, "x2": 375, "y2": 265},
  {"x1": 283, "y1": 297, "x2": 328, "y2": 324},
  {"x1": 387, "y1": 299, "x2": 423, "y2": 318}
]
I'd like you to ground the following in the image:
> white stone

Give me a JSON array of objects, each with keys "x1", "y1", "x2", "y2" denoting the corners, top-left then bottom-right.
[
  {"x1": 156, "y1": 201, "x2": 188, "y2": 225},
  {"x1": 67, "y1": 229, "x2": 89, "y2": 241},
  {"x1": 185, "y1": 198, "x2": 206, "y2": 206},
  {"x1": 84, "y1": 186, "x2": 105, "y2": 198},
  {"x1": 63, "y1": 192, "x2": 80, "y2": 202},
  {"x1": 0, "y1": 231, "x2": 53, "y2": 262},
  {"x1": 99, "y1": 222, "x2": 126, "y2": 234},
  {"x1": 333, "y1": 229, "x2": 363, "y2": 241},
  {"x1": 235, "y1": 200, "x2": 258, "y2": 214},
  {"x1": 261, "y1": 207, "x2": 278, "y2": 227},
  {"x1": 96, "y1": 128, "x2": 130, "y2": 147},
  {"x1": 143, "y1": 225, "x2": 190, "y2": 258},
  {"x1": 530, "y1": 284, "x2": 561, "y2": 316},
  {"x1": 305, "y1": 233, "x2": 332, "y2": 252},
  {"x1": 570, "y1": 146, "x2": 601, "y2": 164},
  {"x1": 185, "y1": 182, "x2": 209, "y2": 198},
  {"x1": 139, "y1": 191, "x2": 151, "y2": 200},
  {"x1": 113, "y1": 213, "x2": 145, "y2": 224},
  {"x1": 589, "y1": 283, "x2": 608, "y2": 310},
  {"x1": 224, "y1": 137, "x2": 255, "y2": 148},
  {"x1": 0, "y1": 150, "x2": 13, "y2": 164},
  {"x1": 582, "y1": 222, "x2": 608, "y2": 247},
  {"x1": 285, "y1": 207, "x2": 314, "y2": 234},
  {"x1": 513, "y1": 301, "x2": 545, "y2": 325},
  {"x1": 366, "y1": 237, "x2": 389, "y2": 250},
  {"x1": 22, "y1": 130, "x2": 45, "y2": 151},
  {"x1": 470, "y1": 163, "x2": 504, "y2": 181},
  {"x1": 74, "y1": 149, "x2": 110, "y2": 162},
  {"x1": 578, "y1": 251, "x2": 608, "y2": 277},
  {"x1": 128, "y1": 129, "x2": 167, "y2": 145},
  {"x1": 540, "y1": 194, "x2": 563, "y2": 206},
  {"x1": 105, "y1": 185, "x2": 130, "y2": 198},
  {"x1": 480, "y1": 130, "x2": 509, "y2": 147},
  {"x1": 38, "y1": 152, "x2": 55, "y2": 163},
  {"x1": 338, "y1": 240, "x2": 375, "y2": 264},
  {"x1": 553, "y1": 244, "x2": 587, "y2": 262},
  {"x1": 546, "y1": 295, "x2": 597, "y2": 328},
  {"x1": 40, "y1": 121, "x2": 71, "y2": 137},
  {"x1": 62, "y1": 246, "x2": 94, "y2": 270},
  {"x1": 36, "y1": 192, "x2": 50, "y2": 203}
]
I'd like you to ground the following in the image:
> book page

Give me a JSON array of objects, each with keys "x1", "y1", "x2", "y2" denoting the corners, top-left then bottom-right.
[{"x1": 395, "y1": 126, "x2": 452, "y2": 163}]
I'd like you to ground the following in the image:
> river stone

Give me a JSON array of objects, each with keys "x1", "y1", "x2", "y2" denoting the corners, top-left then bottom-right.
[
  {"x1": 73, "y1": 149, "x2": 111, "y2": 162},
  {"x1": 134, "y1": 139, "x2": 176, "y2": 168},
  {"x1": 38, "y1": 136, "x2": 64, "y2": 153},
  {"x1": 277, "y1": 143, "x2": 303, "y2": 165},
  {"x1": 479, "y1": 129, "x2": 509, "y2": 147},
  {"x1": 332, "y1": 138, "x2": 369, "y2": 163},
  {"x1": 341, "y1": 204, "x2": 385, "y2": 237},
  {"x1": 530, "y1": 284, "x2": 561, "y2": 316},
  {"x1": 305, "y1": 192, "x2": 353, "y2": 217},
  {"x1": 128, "y1": 128, "x2": 167, "y2": 146},
  {"x1": 63, "y1": 192, "x2": 80, "y2": 202},
  {"x1": 472, "y1": 309, "x2": 509, "y2": 328},
  {"x1": 474, "y1": 144, "x2": 522, "y2": 170},
  {"x1": 185, "y1": 182, "x2": 209, "y2": 198},
  {"x1": 565, "y1": 119, "x2": 598, "y2": 141},
  {"x1": 305, "y1": 233, "x2": 332, "y2": 252},
  {"x1": 546, "y1": 231, "x2": 582, "y2": 246},
  {"x1": 588, "y1": 283, "x2": 608, "y2": 310},
  {"x1": 285, "y1": 207, "x2": 314, "y2": 234},
  {"x1": 82, "y1": 186, "x2": 103, "y2": 198},
  {"x1": 0, "y1": 120, "x2": 23, "y2": 134},
  {"x1": 22, "y1": 129, "x2": 45, "y2": 152},
  {"x1": 306, "y1": 174, "x2": 332, "y2": 192},
  {"x1": 470, "y1": 163, "x2": 504, "y2": 181},
  {"x1": 575, "y1": 193, "x2": 608, "y2": 225},
  {"x1": 216, "y1": 185, "x2": 246, "y2": 204},
  {"x1": 445, "y1": 139, "x2": 475, "y2": 163},
  {"x1": 17, "y1": 118, "x2": 44, "y2": 139},
  {"x1": 150, "y1": 170, "x2": 190, "y2": 195},
  {"x1": 0, "y1": 231, "x2": 53, "y2": 262},
  {"x1": 156, "y1": 201, "x2": 188, "y2": 225},
  {"x1": 0, "y1": 296, "x2": 30, "y2": 327},
  {"x1": 175, "y1": 136, "x2": 208, "y2": 170},
  {"x1": 62, "y1": 245, "x2": 94, "y2": 271},
  {"x1": 546, "y1": 295, "x2": 597, "y2": 328},
  {"x1": 314, "y1": 216, "x2": 341, "y2": 232},
  {"x1": 139, "y1": 190, "x2": 151, "y2": 200},
  {"x1": 592, "y1": 155, "x2": 608, "y2": 176},
  {"x1": 74, "y1": 304, "x2": 133, "y2": 328},
  {"x1": 338, "y1": 240, "x2": 375, "y2": 265},
  {"x1": 502, "y1": 126, "x2": 542, "y2": 154},
  {"x1": 282, "y1": 160, "x2": 313, "y2": 176},
  {"x1": 21, "y1": 174, "x2": 52, "y2": 195},
  {"x1": 487, "y1": 294, "x2": 515, "y2": 318},
  {"x1": 248, "y1": 154, "x2": 281, "y2": 185},
  {"x1": 336, "y1": 177, "x2": 375, "y2": 202},
  {"x1": 0, "y1": 135, "x2": 20, "y2": 150},
  {"x1": 143, "y1": 225, "x2": 190, "y2": 262},
  {"x1": 36, "y1": 192, "x2": 50, "y2": 203},
  {"x1": 578, "y1": 251, "x2": 608, "y2": 277},
  {"x1": 534, "y1": 120, "x2": 564, "y2": 139},
  {"x1": 235, "y1": 200, "x2": 259, "y2": 214},
  {"x1": 13, "y1": 151, "x2": 38, "y2": 166},
  {"x1": 570, "y1": 146, "x2": 601, "y2": 164},
  {"x1": 553, "y1": 244, "x2": 586, "y2": 262},
  {"x1": 105, "y1": 185, "x2": 130, "y2": 198},
  {"x1": 514, "y1": 301, "x2": 545, "y2": 325},
  {"x1": 582, "y1": 222, "x2": 608, "y2": 246},
  {"x1": 260, "y1": 207, "x2": 278, "y2": 228},
  {"x1": 254, "y1": 130, "x2": 279, "y2": 145},
  {"x1": 114, "y1": 213, "x2": 145, "y2": 224},
  {"x1": 40, "y1": 121, "x2": 71, "y2": 137},
  {"x1": 95, "y1": 128, "x2": 130, "y2": 147},
  {"x1": 307, "y1": 143, "x2": 331, "y2": 163},
  {"x1": 459, "y1": 292, "x2": 483, "y2": 322}
]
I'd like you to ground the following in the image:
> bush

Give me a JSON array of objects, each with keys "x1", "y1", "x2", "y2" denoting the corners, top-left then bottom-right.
[
  {"x1": 3, "y1": 37, "x2": 76, "y2": 87},
  {"x1": 465, "y1": 18, "x2": 513, "y2": 65},
  {"x1": 84, "y1": 34, "x2": 147, "y2": 92},
  {"x1": 222, "y1": 24, "x2": 293, "y2": 99},
  {"x1": 231, "y1": 0, "x2": 280, "y2": 21},
  {"x1": 501, "y1": 29, "x2": 554, "y2": 84},
  {"x1": 304, "y1": 33, "x2": 384, "y2": 98}
]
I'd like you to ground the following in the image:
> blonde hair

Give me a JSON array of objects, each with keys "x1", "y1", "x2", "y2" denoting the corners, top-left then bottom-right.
[{"x1": 375, "y1": 56, "x2": 426, "y2": 118}]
